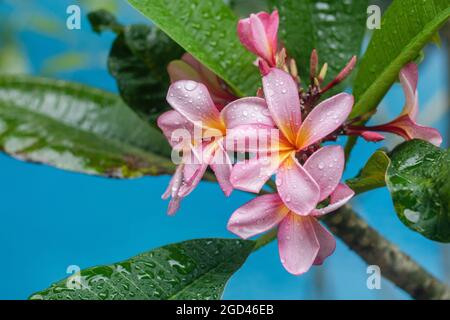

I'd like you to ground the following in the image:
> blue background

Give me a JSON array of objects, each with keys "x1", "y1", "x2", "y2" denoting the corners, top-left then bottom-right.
[{"x1": 0, "y1": 0, "x2": 448, "y2": 299}]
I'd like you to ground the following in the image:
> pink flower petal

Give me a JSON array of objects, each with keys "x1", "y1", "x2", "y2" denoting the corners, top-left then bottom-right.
[
  {"x1": 227, "y1": 193, "x2": 289, "y2": 239},
  {"x1": 225, "y1": 124, "x2": 289, "y2": 154},
  {"x1": 304, "y1": 145, "x2": 345, "y2": 201},
  {"x1": 296, "y1": 93, "x2": 353, "y2": 149},
  {"x1": 167, "y1": 197, "x2": 181, "y2": 216},
  {"x1": 183, "y1": 142, "x2": 213, "y2": 183},
  {"x1": 162, "y1": 164, "x2": 185, "y2": 216},
  {"x1": 168, "y1": 53, "x2": 235, "y2": 108},
  {"x1": 231, "y1": 152, "x2": 290, "y2": 193},
  {"x1": 249, "y1": 13, "x2": 274, "y2": 65},
  {"x1": 237, "y1": 17, "x2": 258, "y2": 57},
  {"x1": 275, "y1": 154, "x2": 320, "y2": 216},
  {"x1": 276, "y1": 155, "x2": 320, "y2": 215},
  {"x1": 278, "y1": 214, "x2": 320, "y2": 275},
  {"x1": 262, "y1": 68, "x2": 302, "y2": 145},
  {"x1": 157, "y1": 110, "x2": 194, "y2": 148},
  {"x1": 399, "y1": 63, "x2": 419, "y2": 120},
  {"x1": 263, "y1": 11, "x2": 279, "y2": 54},
  {"x1": 210, "y1": 142, "x2": 233, "y2": 196},
  {"x1": 178, "y1": 163, "x2": 209, "y2": 198},
  {"x1": 167, "y1": 80, "x2": 223, "y2": 129},
  {"x1": 388, "y1": 115, "x2": 443, "y2": 147},
  {"x1": 220, "y1": 97, "x2": 274, "y2": 128},
  {"x1": 310, "y1": 218, "x2": 336, "y2": 265},
  {"x1": 162, "y1": 164, "x2": 184, "y2": 200},
  {"x1": 237, "y1": 11, "x2": 278, "y2": 66},
  {"x1": 311, "y1": 183, "x2": 355, "y2": 216}
]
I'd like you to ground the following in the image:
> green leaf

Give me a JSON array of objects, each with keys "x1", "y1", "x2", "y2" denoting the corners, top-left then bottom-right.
[
  {"x1": 30, "y1": 238, "x2": 254, "y2": 300},
  {"x1": 347, "y1": 150, "x2": 390, "y2": 195},
  {"x1": 351, "y1": 0, "x2": 450, "y2": 119},
  {"x1": 270, "y1": 0, "x2": 368, "y2": 86},
  {"x1": 108, "y1": 24, "x2": 184, "y2": 122},
  {"x1": 126, "y1": 0, "x2": 260, "y2": 96},
  {"x1": 0, "y1": 75, "x2": 174, "y2": 178},
  {"x1": 88, "y1": 10, "x2": 184, "y2": 123},
  {"x1": 87, "y1": 9, "x2": 123, "y2": 34},
  {"x1": 386, "y1": 140, "x2": 450, "y2": 243}
]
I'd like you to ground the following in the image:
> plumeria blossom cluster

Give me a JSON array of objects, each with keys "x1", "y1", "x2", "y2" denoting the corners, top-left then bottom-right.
[{"x1": 157, "y1": 10, "x2": 443, "y2": 275}]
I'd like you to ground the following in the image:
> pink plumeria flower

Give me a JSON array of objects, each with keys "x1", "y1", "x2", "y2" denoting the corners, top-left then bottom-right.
[
  {"x1": 158, "y1": 80, "x2": 274, "y2": 215},
  {"x1": 167, "y1": 53, "x2": 236, "y2": 109},
  {"x1": 228, "y1": 146, "x2": 355, "y2": 275},
  {"x1": 237, "y1": 10, "x2": 279, "y2": 68},
  {"x1": 347, "y1": 63, "x2": 442, "y2": 146},
  {"x1": 228, "y1": 68, "x2": 354, "y2": 216}
]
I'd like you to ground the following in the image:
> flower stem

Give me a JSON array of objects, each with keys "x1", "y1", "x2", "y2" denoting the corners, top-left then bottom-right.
[{"x1": 253, "y1": 228, "x2": 277, "y2": 252}]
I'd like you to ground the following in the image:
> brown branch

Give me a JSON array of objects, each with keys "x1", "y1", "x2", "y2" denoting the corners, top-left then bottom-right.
[{"x1": 323, "y1": 205, "x2": 450, "y2": 300}]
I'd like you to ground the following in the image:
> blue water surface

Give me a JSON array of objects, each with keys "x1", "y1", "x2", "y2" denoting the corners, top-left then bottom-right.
[{"x1": 0, "y1": 0, "x2": 448, "y2": 300}]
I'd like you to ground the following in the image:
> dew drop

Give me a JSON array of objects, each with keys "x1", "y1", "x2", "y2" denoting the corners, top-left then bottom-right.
[
  {"x1": 184, "y1": 81, "x2": 198, "y2": 91},
  {"x1": 276, "y1": 177, "x2": 283, "y2": 186}
]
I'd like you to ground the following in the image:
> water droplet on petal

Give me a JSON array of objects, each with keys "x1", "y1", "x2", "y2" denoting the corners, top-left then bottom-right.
[
  {"x1": 184, "y1": 81, "x2": 198, "y2": 91},
  {"x1": 276, "y1": 177, "x2": 283, "y2": 186}
]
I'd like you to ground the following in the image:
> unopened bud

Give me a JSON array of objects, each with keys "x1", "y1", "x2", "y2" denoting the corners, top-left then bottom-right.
[
  {"x1": 258, "y1": 59, "x2": 271, "y2": 76},
  {"x1": 276, "y1": 48, "x2": 287, "y2": 68},
  {"x1": 321, "y1": 56, "x2": 357, "y2": 94},
  {"x1": 309, "y1": 49, "x2": 318, "y2": 80},
  {"x1": 318, "y1": 63, "x2": 328, "y2": 83},
  {"x1": 290, "y1": 58, "x2": 298, "y2": 79},
  {"x1": 335, "y1": 56, "x2": 357, "y2": 83}
]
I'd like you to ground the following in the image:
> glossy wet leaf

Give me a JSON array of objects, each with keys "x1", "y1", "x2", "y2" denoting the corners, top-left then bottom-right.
[
  {"x1": 88, "y1": 10, "x2": 184, "y2": 123},
  {"x1": 351, "y1": 0, "x2": 450, "y2": 119},
  {"x1": 347, "y1": 150, "x2": 390, "y2": 195},
  {"x1": 87, "y1": 9, "x2": 123, "y2": 34},
  {"x1": 127, "y1": 0, "x2": 260, "y2": 96},
  {"x1": 386, "y1": 140, "x2": 450, "y2": 242},
  {"x1": 270, "y1": 0, "x2": 368, "y2": 87},
  {"x1": 108, "y1": 25, "x2": 184, "y2": 122},
  {"x1": 30, "y1": 238, "x2": 254, "y2": 300},
  {"x1": 0, "y1": 75, "x2": 173, "y2": 178}
]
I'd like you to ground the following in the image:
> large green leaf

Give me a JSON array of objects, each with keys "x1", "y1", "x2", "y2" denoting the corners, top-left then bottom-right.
[
  {"x1": 30, "y1": 238, "x2": 254, "y2": 300},
  {"x1": 0, "y1": 75, "x2": 173, "y2": 178},
  {"x1": 108, "y1": 25, "x2": 184, "y2": 123},
  {"x1": 351, "y1": 0, "x2": 450, "y2": 119},
  {"x1": 347, "y1": 150, "x2": 390, "y2": 195},
  {"x1": 126, "y1": 0, "x2": 260, "y2": 96},
  {"x1": 270, "y1": 0, "x2": 368, "y2": 86},
  {"x1": 386, "y1": 140, "x2": 450, "y2": 243},
  {"x1": 88, "y1": 10, "x2": 184, "y2": 123}
]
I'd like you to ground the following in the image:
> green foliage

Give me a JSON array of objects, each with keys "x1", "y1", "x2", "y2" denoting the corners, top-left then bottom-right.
[
  {"x1": 351, "y1": 0, "x2": 450, "y2": 119},
  {"x1": 127, "y1": 0, "x2": 260, "y2": 96},
  {"x1": 0, "y1": 75, "x2": 173, "y2": 178},
  {"x1": 386, "y1": 140, "x2": 450, "y2": 242},
  {"x1": 108, "y1": 25, "x2": 184, "y2": 123},
  {"x1": 347, "y1": 150, "x2": 390, "y2": 194},
  {"x1": 270, "y1": 0, "x2": 368, "y2": 88},
  {"x1": 89, "y1": 10, "x2": 184, "y2": 123},
  {"x1": 87, "y1": 9, "x2": 122, "y2": 34},
  {"x1": 30, "y1": 239, "x2": 254, "y2": 300}
]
